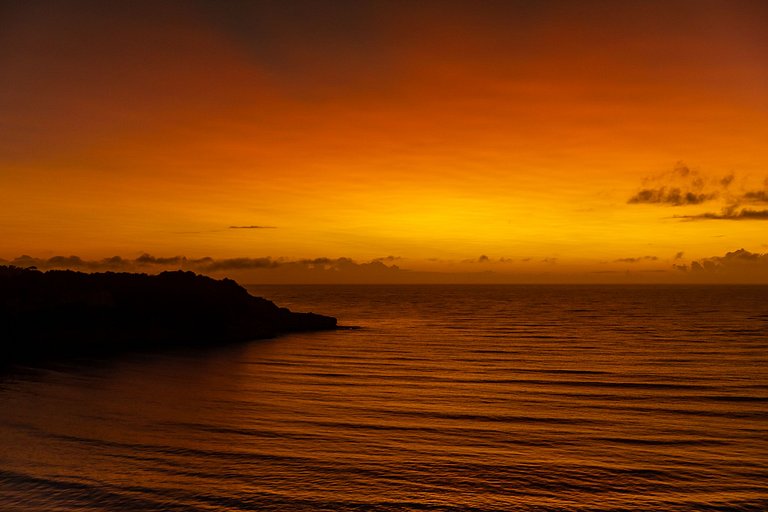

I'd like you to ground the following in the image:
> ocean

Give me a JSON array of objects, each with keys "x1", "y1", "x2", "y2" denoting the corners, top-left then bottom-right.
[{"x1": 0, "y1": 285, "x2": 766, "y2": 511}]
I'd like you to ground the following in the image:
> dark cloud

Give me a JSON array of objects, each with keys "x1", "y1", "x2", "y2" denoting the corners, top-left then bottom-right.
[
  {"x1": 629, "y1": 164, "x2": 768, "y2": 219},
  {"x1": 673, "y1": 251, "x2": 684, "y2": 260},
  {"x1": 628, "y1": 188, "x2": 715, "y2": 205},
  {"x1": 690, "y1": 248, "x2": 768, "y2": 272},
  {"x1": 679, "y1": 177, "x2": 768, "y2": 219},
  {"x1": 627, "y1": 162, "x2": 732, "y2": 206},
  {"x1": 672, "y1": 249, "x2": 768, "y2": 282},
  {"x1": 742, "y1": 190, "x2": 768, "y2": 203},
  {"x1": 676, "y1": 208, "x2": 768, "y2": 221},
  {"x1": 229, "y1": 225, "x2": 277, "y2": 229},
  {"x1": 478, "y1": 255, "x2": 490, "y2": 263},
  {"x1": 613, "y1": 256, "x2": 658, "y2": 263}
]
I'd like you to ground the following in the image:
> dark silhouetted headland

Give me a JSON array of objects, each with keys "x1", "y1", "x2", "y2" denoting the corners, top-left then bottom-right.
[{"x1": 0, "y1": 266, "x2": 336, "y2": 362}]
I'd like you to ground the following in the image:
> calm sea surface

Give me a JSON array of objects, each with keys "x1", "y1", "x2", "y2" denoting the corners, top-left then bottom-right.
[{"x1": 1, "y1": 285, "x2": 766, "y2": 511}]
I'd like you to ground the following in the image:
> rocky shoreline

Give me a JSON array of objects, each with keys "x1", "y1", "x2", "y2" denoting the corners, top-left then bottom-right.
[{"x1": 0, "y1": 266, "x2": 337, "y2": 362}]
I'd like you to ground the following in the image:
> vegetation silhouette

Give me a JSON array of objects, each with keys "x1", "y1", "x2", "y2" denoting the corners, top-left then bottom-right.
[{"x1": 0, "y1": 266, "x2": 336, "y2": 362}]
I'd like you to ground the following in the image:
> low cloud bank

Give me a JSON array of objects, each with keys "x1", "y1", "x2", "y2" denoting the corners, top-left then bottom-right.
[
  {"x1": 0, "y1": 254, "x2": 377, "y2": 273},
  {"x1": 4, "y1": 249, "x2": 768, "y2": 283},
  {"x1": 0, "y1": 254, "x2": 415, "y2": 283},
  {"x1": 674, "y1": 248, "x2": 768, "y2": 281}
]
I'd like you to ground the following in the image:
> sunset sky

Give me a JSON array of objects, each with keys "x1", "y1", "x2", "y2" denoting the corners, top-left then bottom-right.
[{"x1": 2, "y1": 0, "x2": 767, "y2": 283}]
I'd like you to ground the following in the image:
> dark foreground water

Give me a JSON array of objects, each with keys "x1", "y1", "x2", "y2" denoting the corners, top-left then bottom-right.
[{"x1": 1, "y1": 285, "x2": 766, "y2": 511}]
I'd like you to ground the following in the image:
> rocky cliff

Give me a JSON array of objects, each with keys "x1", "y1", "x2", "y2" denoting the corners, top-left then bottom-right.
[{"x1": 0, "y1": 266, "x2": 337, "y2": 361}]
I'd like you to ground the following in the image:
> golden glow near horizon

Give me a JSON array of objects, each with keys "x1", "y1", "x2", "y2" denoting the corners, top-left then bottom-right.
[{"x1": 1, "y1": 1, "x2": 767, "y2": 282}]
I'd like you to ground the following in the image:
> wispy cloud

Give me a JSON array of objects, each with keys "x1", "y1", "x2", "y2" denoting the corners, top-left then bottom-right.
[
  {"x1": 372, "y1": 256, "x2": 402, "y2": 263},
  {"x1": 203, "y1": 257, "x2": 279, "y2": 271},
  {"x1": 628, "y1": 163, "x2": 768, "y2": 221},
  {"x1": 675, "y1": 207, "x2": 768, "y2": 221},
  {"x1": 628, "y1": 189, "x2": 714, "y2": 206},
  {"x1": 613, "y1": 256, "x2": 658, "y2": 263},
  {"x1": 229, "y1": 225, "x2": 277, "y2": 229},
  {"x1": 742, "y1": 190, "x2": 768, "y2": 203},
  {"x1": 627, "y1": 162, "x2": 723, "y2": 206}
]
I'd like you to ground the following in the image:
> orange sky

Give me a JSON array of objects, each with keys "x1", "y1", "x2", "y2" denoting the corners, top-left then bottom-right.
[{"x1": 1, "y1": 1, "x2": 767, "y2": 283}]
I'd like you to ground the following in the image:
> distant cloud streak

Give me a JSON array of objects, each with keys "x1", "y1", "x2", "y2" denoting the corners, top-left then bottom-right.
[
  {"x1": 742, "y1": 190, "x2": 768, "y2": 203},
  {"x1": 372, "y1": 255, "x2": 402, "y2": 263},
  {"x1": 614, "y1": 256, "x2": 658, "y2": 263},
  {"x1": 628, "y1": 188, "x2": 714, "y2": 205},
  {"x1": 676, "y1": 208, "x2": 768, "y2": 221},
  {"x1": 203, "y1": 257, "x2": 279, "y2": 271}
]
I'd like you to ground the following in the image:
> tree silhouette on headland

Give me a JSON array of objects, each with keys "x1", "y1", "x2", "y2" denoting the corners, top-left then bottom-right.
[{"x1": 0, "y1": 266, "x2": 336, "y2": 362}]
